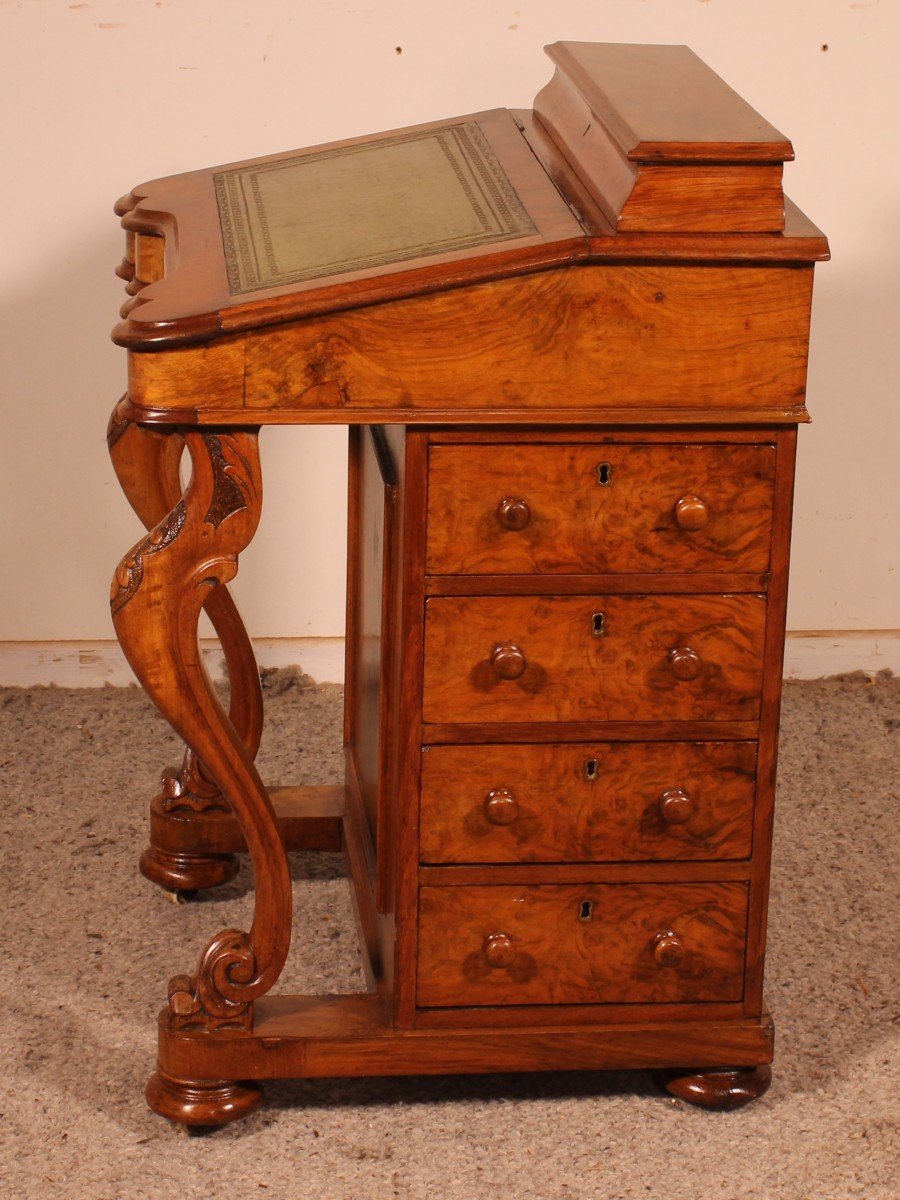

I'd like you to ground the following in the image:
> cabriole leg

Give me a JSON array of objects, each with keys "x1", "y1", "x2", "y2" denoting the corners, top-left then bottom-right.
[
  {"x1": 111, "y1": 427, "x2": 291, "y2": 1128},
  {"x1": 108, "y1": 401, "x2": 264, "y2": 892}
]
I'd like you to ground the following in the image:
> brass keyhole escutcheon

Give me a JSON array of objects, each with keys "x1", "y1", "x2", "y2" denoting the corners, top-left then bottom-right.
[
  {"x1": 591, "y1": 612, "x2": 606, "y2": 637},
  {"x1": 584, "y1": 758, "x2": 599, "y2": 781},
  {"x1": 579, "y1": 899, "x2": 594, "y2": 922},
  {"x1": 596, "y1": 462, "x2": 612, "y2": 486}
]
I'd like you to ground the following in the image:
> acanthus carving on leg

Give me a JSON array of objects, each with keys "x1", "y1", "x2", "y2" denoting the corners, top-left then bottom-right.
[
  {"x1": 108, "y1": 402, "x2": 264, "y2": 815},
  {"x1": 111, "y1": 429, "x2": 291, "y2": 1030}
]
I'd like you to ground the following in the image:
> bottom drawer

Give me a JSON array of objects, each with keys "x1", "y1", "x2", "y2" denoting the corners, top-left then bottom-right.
[{"x1": 417, "y1": 883, "x2": 748, "y2": 1007}]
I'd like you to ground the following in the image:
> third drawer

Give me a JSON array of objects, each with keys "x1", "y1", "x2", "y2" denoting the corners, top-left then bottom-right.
[{"x1": 420, "y1": 741, "x2": 757, "y2": 863}]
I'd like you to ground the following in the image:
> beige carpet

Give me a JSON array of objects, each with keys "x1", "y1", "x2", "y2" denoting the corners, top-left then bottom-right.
[{"x1": 1, "y1": 671, "x2": 897, "y2": 1199}]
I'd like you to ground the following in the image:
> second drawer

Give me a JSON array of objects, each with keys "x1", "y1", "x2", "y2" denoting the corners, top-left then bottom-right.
[
  {"x1": 423, "y1": 593, "x2": 767, "y2": 724},
  {"x1": 420, "y1": 741, "x2": 757, "y2": 863}
]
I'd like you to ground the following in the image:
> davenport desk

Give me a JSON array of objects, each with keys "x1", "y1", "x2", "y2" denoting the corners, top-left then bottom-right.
[{"x1": 107, "y1": 42, "x2": 829, "y2": 1128}]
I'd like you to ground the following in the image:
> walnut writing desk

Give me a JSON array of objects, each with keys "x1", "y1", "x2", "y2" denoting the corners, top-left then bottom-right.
[{"x1": 108, "y1": 42, "x2": 828, "y2": 1129}]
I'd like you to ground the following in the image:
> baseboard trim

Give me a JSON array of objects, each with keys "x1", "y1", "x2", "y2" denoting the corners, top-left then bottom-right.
[
  {"x1": 0, "y1": 638, "x2": 345, "y2": 688},
  {"x1": 0, "y1": 633, "x2": 896, "y2": 689},
  {"x1": 782, "y1": 630, "x2": 899, "y2": 680}
]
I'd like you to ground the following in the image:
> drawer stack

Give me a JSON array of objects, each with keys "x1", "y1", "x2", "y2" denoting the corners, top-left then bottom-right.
[{"x1": 414, "y1": 432, "x2": 779, "y2": 1016}]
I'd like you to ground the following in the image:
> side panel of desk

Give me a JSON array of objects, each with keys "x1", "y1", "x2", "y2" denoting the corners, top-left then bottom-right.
[{"x1": 344, "y1": 425, "x2": 410, "y2": 1012}]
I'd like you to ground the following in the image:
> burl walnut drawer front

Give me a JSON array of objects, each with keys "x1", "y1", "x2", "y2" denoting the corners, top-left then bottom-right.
[
  {"x1": 423, "y1": 594, "x2": 766, "y2": 724},
  {"x1": 420, "y1": 741, "x2": 756, "y2": 863},
  {"x1": 426, "y1": 443, "x2": 776, "y2": 575},
  {"x1": 417, "y1": 883, "x2": 749, "y2": 1007}
]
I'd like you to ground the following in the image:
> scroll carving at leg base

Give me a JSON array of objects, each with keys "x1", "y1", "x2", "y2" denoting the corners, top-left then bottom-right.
[
  {"x1": 146, "y1": 1069, "x2": 262, "y2": 1129},
  {"x1": 656, "y1": 1064, "x2": 773, "y2": 1110}
]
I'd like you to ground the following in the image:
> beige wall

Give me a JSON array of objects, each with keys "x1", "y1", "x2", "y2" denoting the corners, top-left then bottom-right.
[{"x1": 1, "y1": 1, "x2": 897, "y2": 650}]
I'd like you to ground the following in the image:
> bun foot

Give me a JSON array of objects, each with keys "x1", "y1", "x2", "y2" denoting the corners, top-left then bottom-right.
[
  {"x1": 146, "y1": 1070, "x2": 262, "y2": 1129},
  {"x1": 656, "y1": 1064, "x2": 772, "y2": 1110},
  {"x1": 139, "y1": 845, "x2": 238, "y2": 893}
]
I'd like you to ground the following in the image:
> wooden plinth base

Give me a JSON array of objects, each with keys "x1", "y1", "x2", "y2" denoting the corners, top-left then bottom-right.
[
  {"x1": 153, "y1": 994, "x2": 774, "y2": 1126},
  {"x1": 145, "y1": 792, "x2": 775, "y2": 1128}
]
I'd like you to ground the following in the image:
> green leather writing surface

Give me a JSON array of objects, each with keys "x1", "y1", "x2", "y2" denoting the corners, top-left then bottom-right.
[{"x1": 215, "y1": 122, "x2": 536, "y2": 295}]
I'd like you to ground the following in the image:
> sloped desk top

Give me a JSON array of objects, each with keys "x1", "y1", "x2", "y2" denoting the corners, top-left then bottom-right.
[{"x1": 112, "y1": 42, "x2": 828, "y2": 429}]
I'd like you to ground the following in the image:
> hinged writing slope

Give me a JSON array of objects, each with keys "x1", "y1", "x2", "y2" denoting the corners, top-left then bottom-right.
[
  {"x1": 112, "y1": 108, "x2": 583, "y2": 348},
  {"x1": 534, "y1": 41, "x2": 793, "y2": 233},
  {"x1": 214, "y1": 122, "x2": 538, "y2": 295}
]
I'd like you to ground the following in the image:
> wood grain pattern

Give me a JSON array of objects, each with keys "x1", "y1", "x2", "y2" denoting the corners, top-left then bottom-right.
[
  {"x1": 423, "y1": 593, "x2": 767, "y2": 725},
  {"x1": 418, "y1": 862, "x2": 751, "y2": 886},
  {"x1": 240, "y1": 265, "x2": 813, "y2": 417},
  {"x1": 417, "y1": 882, "x2": 748, "y2": 1006},
  {"x1": 534, "y1": 48, "x2": 788, "y2": 233},
  {"x1": 619, "y1": 165, "x2": 784, "y2": 233},
  {"x1": 426, "y1": 442, "x2": 776, "y2": 575},
  {"x1": 540, "y1": 42, "x2": 794, "y2": 163},
  {"x1": 425, "y1": 574, "x2": 767, "y2": 596},
  {"x1": 157, "y1": 994, "x2": 774, "y2": 1084},
  {"x1": 522, "y1": 107, "x2": 828, "y2": 261},
  {"x1": 420, "y1": 741, "x2": 757, "y2": 863},
  {"x1": 123, "y1": 265, "x2": 815, "y2": 421}
]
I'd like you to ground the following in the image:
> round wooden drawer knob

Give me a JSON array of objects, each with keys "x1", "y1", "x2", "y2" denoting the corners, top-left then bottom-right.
[
  {"x1": 482, "y1": 932, "x2": 516, "y2": 969},
  {"x1": 484, "y1": 788, "x2": 519, "y2": 825},
  {"x1": 674, "y1": 495, "x2": 709, "y2": 530},
  {"x1": 659, "y1": 788, "x2": 694, "y2": 825},
  {"x1": 653, "y1": 930, "x2": 684, "y2": 967},
  {"x1": 491, "y1": 642, "x2": 527, "y2": 680},
  {"x1": 497, "y1": 496, "x2": 532, "y2": 531},
  {"x1": 668, "y1": 645, "x2": 702, "y2": 681}
]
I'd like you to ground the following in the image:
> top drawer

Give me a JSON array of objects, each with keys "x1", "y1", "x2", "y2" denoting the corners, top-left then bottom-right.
[{"x1": 426, "y1": 442, "x2": 776, "y2": 575}]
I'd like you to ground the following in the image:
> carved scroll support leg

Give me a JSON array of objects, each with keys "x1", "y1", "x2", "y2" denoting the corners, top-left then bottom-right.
[
  {"x1": 111, "y1": 428, "x2": 290, "y2": 1127},
  {"x1": 656, "y1": 1064, "x2": 772, "y2": 1110},
  {"x1": 109, "y1": 401, "x2": 264, "y2": 892}
]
